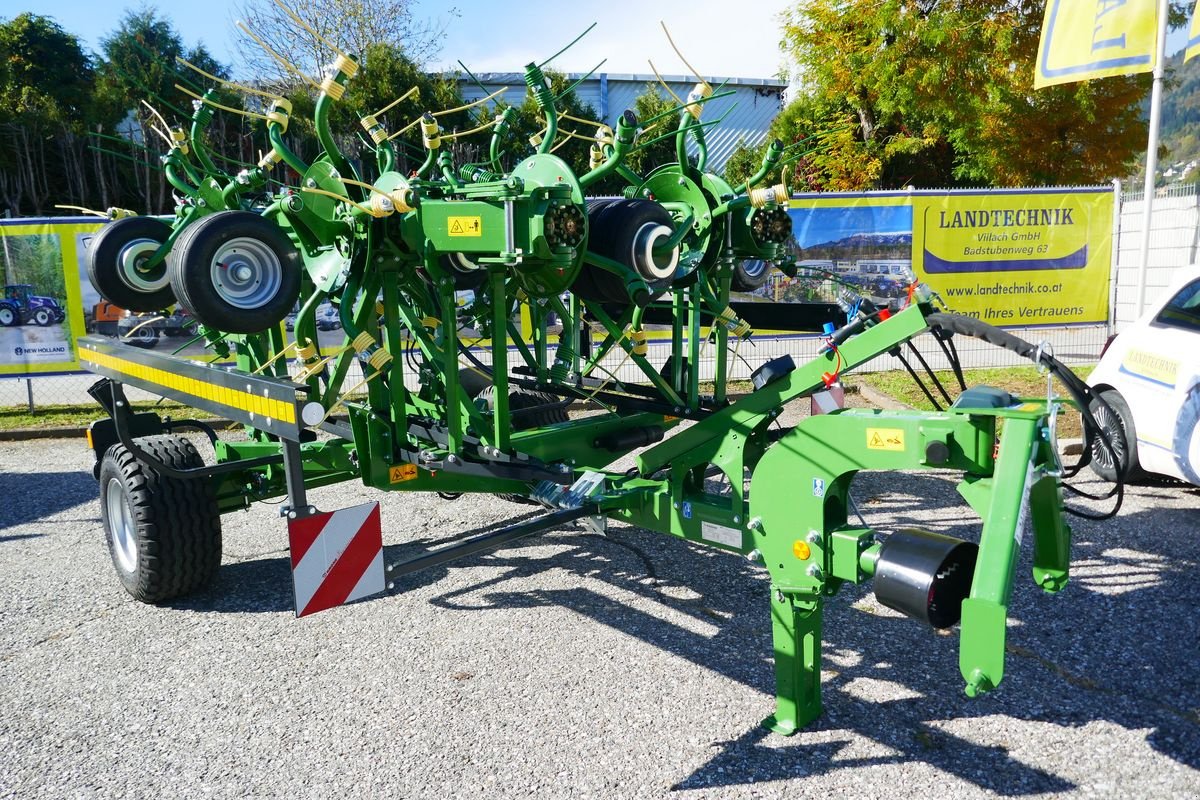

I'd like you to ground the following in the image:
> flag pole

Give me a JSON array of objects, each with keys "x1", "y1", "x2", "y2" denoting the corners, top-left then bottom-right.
[{"x1": 1135, "y1": 0, "x2": 1172, "y2": 317}]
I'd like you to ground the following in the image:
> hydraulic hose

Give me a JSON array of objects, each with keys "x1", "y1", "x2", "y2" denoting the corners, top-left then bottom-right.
[{"x1": 924, "y1": 312, "x2": 1124, "y2": 519}]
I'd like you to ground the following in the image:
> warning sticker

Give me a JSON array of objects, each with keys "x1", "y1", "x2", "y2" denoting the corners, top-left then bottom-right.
[
  {"x1": 701, "y1": 520, "x2": 742, "y2": 549},
  {"x1": 866, "y1": 428, "x2": 906, "y2": 452},
  {"x1": 389, "y1": 464, "x2": 418, "y2": 483},
  {"x1": 447, "y1": 216, "x2": 482, "y2": 237}
]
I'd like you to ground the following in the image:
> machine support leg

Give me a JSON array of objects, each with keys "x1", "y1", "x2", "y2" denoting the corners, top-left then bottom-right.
[
  {"x1": 282, "y1": 439, "x2": 312, "y2": 519},
  {"x1": 959, "y1": 416, "x2": 1036, "y2": 697},
  {"x1": 762, "y1": 589, "x2": 823, "y2": 736}
]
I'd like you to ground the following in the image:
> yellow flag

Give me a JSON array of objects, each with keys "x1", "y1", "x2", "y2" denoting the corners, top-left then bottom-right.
[
  {"x1": 1187, "y1": 0, "x2": 1200, "y2": 62},
  {"x1": 1035, "y1": 0, "x2": 1159, "y2": 89}
]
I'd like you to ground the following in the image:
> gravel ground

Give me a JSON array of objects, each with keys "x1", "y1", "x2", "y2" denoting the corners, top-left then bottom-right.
[{"x1": 1, "y1": 422, "x2": 1199, "y2": 799}]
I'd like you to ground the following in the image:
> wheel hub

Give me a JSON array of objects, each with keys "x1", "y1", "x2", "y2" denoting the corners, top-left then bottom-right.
[
  {"x1": 118, "y1": 238, "x2": 170, "y2": 292},
  {"x1": 631, "y1": 222, "x2": 679, "y2": 281},
  {"x1": 105, "y1": 478, "x2": 138, "y2": 573},
  {"x1": 1092, "y1": 404, "x2": 1125, "y2": 469},
  {"x1": 210, "y1": 237, "x2": 283, "y2": 310}
]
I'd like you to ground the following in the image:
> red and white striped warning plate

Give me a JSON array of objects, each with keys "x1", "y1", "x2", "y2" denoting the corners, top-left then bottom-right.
[{"x1": 287, "y1": 501, "x2": 385, "y2": 617}]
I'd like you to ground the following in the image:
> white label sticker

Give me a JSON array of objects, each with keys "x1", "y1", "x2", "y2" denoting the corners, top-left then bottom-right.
[{"x1": 701, "y1": 521, "x2": 742, "y2": 548}]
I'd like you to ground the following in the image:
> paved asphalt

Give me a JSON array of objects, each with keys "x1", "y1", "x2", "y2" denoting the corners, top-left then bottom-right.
[{"x1": 1, "y1": 432, "x2": 1198, "y2": 799}]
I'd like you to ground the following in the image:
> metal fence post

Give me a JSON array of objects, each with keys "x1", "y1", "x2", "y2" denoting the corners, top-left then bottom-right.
[{"x1": 1109, "y1": 178, "x2": 1122, "y2": 337}]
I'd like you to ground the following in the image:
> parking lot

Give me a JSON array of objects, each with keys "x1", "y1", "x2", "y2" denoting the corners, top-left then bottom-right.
[{"x1": 2, "y1": 435, "x2": 1199, "y2": 798}]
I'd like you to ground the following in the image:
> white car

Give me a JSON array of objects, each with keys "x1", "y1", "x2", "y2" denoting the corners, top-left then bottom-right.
[
  {"x1": 315, "y1": 302, "x2": 342, "y2": 331},
  {"x1": 1088, "y1": 266, "x2": 1200, "y2": 485}
]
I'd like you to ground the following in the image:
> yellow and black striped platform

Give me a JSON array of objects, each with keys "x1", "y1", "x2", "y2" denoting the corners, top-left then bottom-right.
[{"x1": 79, "y1": 336, "x2": 305, "y2": 440}]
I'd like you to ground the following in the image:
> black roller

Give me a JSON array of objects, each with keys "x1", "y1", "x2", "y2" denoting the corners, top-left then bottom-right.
[
  {"x1": 594, "y1": 425, "x2": 664, "y2": 451},
  {"x1": 575, "y1": 199, "x2": 678, "y2": 306},
  {"x1": 873, "y1": 528, "x2": 977, "y2": 629}
]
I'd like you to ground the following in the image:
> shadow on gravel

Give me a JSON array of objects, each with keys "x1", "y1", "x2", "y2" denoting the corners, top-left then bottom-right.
[
  {"x1": 144, "y1": 470, "x2": 1198, "y2": 793},
  {"x1": 0, "y1": 533, "x2": 44, "y2": 543},
  {"x1": 0, "y1": 470, "x2": 96, "y2": 529},
  {"x1": 410, "y1": 473, "x2": 1200, "y2": 795},
  {"x1": 168, "y1": 510, "x2": 546, "y2": 614}
]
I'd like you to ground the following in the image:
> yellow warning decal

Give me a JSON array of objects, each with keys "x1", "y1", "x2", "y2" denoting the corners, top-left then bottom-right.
[
  {"x1": 447, "y1": 216, "x2": 482, "y2": 237},
  {"x1": 389, "y1": 464, "x2": 418, "y2": 483},
  {"x1": 866, "y1": 428, "x2": 906, "y2": 452}
]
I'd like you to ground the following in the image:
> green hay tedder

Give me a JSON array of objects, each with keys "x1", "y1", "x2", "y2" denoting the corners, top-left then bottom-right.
[{"x1": 77, "y1": 6, "x2": 1115, "y2": 735}]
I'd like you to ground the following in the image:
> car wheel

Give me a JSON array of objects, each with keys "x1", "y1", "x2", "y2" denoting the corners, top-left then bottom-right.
[
  {"x1": 125, "y1": 326, "x2": 159, "y2": 348},
  {"x1": 1173, "y1": 385, "x2": 1200, "y2": 485},
  {"x1": 98, "y1": 435, "x2": 222, "y2": 602},
  {"x1": 1089, "y1": 389, "x2": 1142, "y2": 483},
  {"x1": 170, "y1": 210, "x2": 300, "y2": 334},
  {"x1": 87, "y1": 216, "x2": 177, "y2": 312}
]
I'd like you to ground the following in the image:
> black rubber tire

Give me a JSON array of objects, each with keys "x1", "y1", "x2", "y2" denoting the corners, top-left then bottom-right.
[
  {"x1": 580, "y1": 199, "x2": 676, "y2": 305},
  {"x1": 170, "y1": 210, "x2": 301, "y2": 334},
  {"x1": 476, "y1": 386, "x2": 570, "y2": 503},
  {"x1": 441, "y1": 253, "x2": 488, "y2": 291},
  {"x1": 1173, "y1": 385, "x2": 1200, "y2": 485},
  {"x1": 572, "y1": 198, "x2": 621, "y2": 302},
  {"x1": 0, "y1": 304, "x2": 16, "y2": 326},
  {"x1": 32, "y1": 308, "x2": 52, "y2": 326},
  {"x1": 459, "y1": 367, "x2": 493, "y2": 399},
  {"x1": 731, "y1": 259, "x2": 773, "y2": 292},
  {"x1": 476, "y1": 385, "x2": 570, "y2": 430},
  {"x1": 1089, "y1": 389, "x2": 1142, "y2": 483},
  {"x1": 97, "y1": 435, "x2": 222, "y2": 603},
  {"x1": 87, "y1": 216, "x2": 176, "y2": 312}
]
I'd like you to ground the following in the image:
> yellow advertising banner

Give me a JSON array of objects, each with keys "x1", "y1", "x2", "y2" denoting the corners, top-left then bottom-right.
[
  {"x1": 1035, "y1": 0, "x2": 1158, "y2": 88},
  {"x1": 912, "y1": 190, "x2": 1113, "y2": 325},
  {"x1": 1187, "y1": 0, "x2": 1200, "y2": 62},
  {"x1": 0, "y1": 219, "x2": 104, "y2": 376}
]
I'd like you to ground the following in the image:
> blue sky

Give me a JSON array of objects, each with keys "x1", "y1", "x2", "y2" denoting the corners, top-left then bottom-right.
[
  {"x1": 792, "y1": 205, "x2": 913, "y2": 249},
  {"x1": 12, "y1": 2, "x2": 1196, "y2": 84},
  {"x1": 20, "y1": 0, "x2": 794, "y2": 81}
]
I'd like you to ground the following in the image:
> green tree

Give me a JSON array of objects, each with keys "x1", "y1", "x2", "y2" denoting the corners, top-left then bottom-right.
[
  {"x1": 0, "y1": 13, "x2": 96, "y2": 214},
  {"x1": 624, "y1": 84, "x2": 680, "y2": 179},
  {"x1": 780, "y1": 1, "x2": 1190, "y2": 188},
  {"x1": 725, "y1": 93, "x2": 882, "y2": 192},
  {"x1": 3, "y1": 234, "x2": 66, "y2": 300},
  {"x1": 94, "y1": 10, "x2": 239, "y2": 213},
  {"x1": 275, "y1": 42, "x2": 466, "y2": 179},
  {"x1": 491, "y1": 70, "x2": 603, "y2": 181},
  {"x1": 235, "y1": 0, "x2": 456, "y2": 88}
]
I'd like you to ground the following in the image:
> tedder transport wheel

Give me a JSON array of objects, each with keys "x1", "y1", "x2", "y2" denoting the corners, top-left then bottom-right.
[
  {"x1": 169, "y1": 210, "x2": 301, "y2": 334},
  {"x1": 86, "y1": 216, "x2": 176, "y2": 312},
  {"x1": 97, "y1": 434, "x2": 222, "y2": 603},
  {"x1": 124, "y1": 326, "x2": 159, "y2": 348},
  {"x1": 1089, "y1": 388, "x2": 1143, "y2": 484}
]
